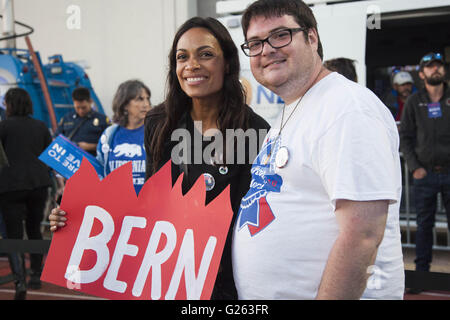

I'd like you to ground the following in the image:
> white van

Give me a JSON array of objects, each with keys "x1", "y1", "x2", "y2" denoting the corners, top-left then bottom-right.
[{"x1": 217, "y1": 0, "x2": 450, "y2": 125}]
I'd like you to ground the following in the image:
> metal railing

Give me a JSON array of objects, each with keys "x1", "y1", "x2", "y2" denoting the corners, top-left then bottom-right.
[{"x1": 400, "y1": 155, "x2": 450, "y2": 251}]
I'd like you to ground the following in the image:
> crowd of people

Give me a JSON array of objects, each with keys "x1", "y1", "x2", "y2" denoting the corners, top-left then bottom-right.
[{"x1": 0, "y1": 0, "x2": 449, "y2": 300}]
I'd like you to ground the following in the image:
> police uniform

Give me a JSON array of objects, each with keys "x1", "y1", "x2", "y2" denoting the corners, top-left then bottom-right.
[{"x1": 56, "y1": 110, "x2": 110, "y2": 155}]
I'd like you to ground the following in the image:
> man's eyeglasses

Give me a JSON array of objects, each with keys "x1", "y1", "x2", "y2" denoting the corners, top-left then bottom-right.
[{"x1": 241, "y1": 28, "x2": 306, "y2": 57}]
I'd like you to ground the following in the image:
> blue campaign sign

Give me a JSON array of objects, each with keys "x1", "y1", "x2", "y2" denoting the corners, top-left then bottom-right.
[{"x1": 39, "y1": 134, "x2": 104, "y2": 179}]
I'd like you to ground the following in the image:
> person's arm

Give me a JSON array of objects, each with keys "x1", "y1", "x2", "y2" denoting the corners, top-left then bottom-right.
[
  {"x1": 77, "y1": 141, "x2": 97, "y2": 153},
  {"x1": 55, "y1": 175, "x2": 65, "y2": 201},
  {"x1": 49, "y1": 207, "x2": 67, "y2": 232},
  {"x1": 316, "y1": 199, "x2": 388, "y2": 300},
  {"x1": 144, "y1": 114, "x2": 154, "y2": 180},
  {"x1": 399, "y1": 97, "x2": 421, "y2": 173}
]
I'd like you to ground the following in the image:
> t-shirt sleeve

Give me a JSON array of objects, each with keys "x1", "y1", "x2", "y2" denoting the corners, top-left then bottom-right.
[{"x1": 314, "y1": 111, "x2": 400, "y2": 208}]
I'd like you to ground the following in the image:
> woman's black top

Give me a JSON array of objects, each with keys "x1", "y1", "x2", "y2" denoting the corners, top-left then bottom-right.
[{"x1": 144, "y1": 105, "x2": 270, "y2": 299}]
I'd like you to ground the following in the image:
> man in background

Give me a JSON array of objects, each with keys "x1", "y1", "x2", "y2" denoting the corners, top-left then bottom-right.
[
  {"x1": 56, "y1": 87, "x2": 109, "y2": 156},
  {"x1": 384, "y1": 71, "x2": 414, "y2": 121},
  {"x1": 400, "y1": 53, "x2": 450, "y2": 291},
  {"x1": 324, "y1": 57, "x2": 357, "y2": 82},
  {"x1": 55, "y1": 87, "x2": 109, "y2": 200}
]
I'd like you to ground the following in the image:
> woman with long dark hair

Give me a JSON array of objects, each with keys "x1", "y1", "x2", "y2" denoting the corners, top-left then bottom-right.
[
  {"x1": 145, "y1": 17, "x2": 270, "y2": 299},
  {"x1": 49, "y1": 17, "x2": 270, "y2": 300}
]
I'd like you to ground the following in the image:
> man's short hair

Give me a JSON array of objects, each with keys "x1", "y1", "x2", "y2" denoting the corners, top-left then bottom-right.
[
  {"x1": 241, "y1": 0, "x2": 323, "y2": 60},
  {"x1": 324, "y1": 58, "x2": 357, "y2": 82},
  {"x1": 72, "y1": 87, "x2": 91, "y2": 102}
]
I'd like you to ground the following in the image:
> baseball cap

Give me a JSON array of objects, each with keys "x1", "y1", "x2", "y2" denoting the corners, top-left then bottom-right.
[
  {"x1": 419, "y1": 52, "x2": 444, "y2": 69},
  {"x1": 393, "y1": 71, "x2": 413, "y2": 85}
]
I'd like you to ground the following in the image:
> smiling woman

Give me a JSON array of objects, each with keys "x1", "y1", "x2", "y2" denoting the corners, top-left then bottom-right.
[
  {"x1": 143, "y1": 17, "x2": 270, "y2": 300},
  {"x1": 175, "y1": 28, "x2": 226, "y2": 104}
]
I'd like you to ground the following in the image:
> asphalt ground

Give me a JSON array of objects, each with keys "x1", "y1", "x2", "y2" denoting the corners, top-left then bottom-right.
[{"x1": 0, "y1": 249, "x2": 449, "y2": 300}]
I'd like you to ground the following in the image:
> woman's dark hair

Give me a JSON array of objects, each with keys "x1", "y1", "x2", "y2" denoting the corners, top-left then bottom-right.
[
  {"x1": 149, "y1": 17, "x2": 249, "y2": 173},
  {"x1": 241, "y1": 0, "x2": 323, "y2": 60},
  {"x1": 4, "y1": 87, "x2": 33, "y2": 117},
  {"x1": 112, "y1": 80, "x2": 151, "y2": 127}
]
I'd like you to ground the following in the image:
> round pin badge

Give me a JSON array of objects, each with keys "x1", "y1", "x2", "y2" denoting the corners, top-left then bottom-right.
[
  {"x1": 93, "y1": 118, "x2": 99, "y2": 126},
  {"x1": 219, "y1": 166, "x2": 228, "y2": 175},
  {"x1": 275, "y1": 146, "x2": 289, "y2": 168},
  {"x1": 203, "y1": 173, "x2": 215, "y2": 191},
  {"x1": 101, "y1": 143, "x2": 110, "y2": 154}
]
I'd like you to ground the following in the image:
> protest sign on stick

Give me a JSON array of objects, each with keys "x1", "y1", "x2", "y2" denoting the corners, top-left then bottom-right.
[
  {"x1": 39, "y1": 134, "x2": 104, "y2": 179},
  {"x1": 41, "y1": 159, "x2": 233, "y2": 300}
]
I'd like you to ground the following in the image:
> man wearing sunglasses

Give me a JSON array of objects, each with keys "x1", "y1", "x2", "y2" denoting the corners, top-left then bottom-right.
[
  {"x1": 232, "y1": 0, "x2": 404, "y2": 300},
  {"x1": 400, "y1": 52, "x2": 450, "y2": 291}
]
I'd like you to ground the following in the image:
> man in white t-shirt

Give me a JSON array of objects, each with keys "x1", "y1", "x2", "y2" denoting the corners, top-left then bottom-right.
[{"x1": 233, "y1": 0, "x2": 404, "y2": 299}]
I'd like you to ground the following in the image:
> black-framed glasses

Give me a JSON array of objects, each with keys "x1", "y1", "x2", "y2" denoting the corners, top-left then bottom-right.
[{"x1": 241, "y1": 27, "x2": 306, "y2": 57}]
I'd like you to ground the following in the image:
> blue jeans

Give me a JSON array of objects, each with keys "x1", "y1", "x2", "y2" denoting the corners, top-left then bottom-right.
[{"x1": 413, "y1": 171, "x2": 450, "y2": 271}]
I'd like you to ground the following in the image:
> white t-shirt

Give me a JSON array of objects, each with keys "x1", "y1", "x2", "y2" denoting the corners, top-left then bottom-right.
[{"x1": 232, "y1": 72, "x2": 404, "y2": 300}]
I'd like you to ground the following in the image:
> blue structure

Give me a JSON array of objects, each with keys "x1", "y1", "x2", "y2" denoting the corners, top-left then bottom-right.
[{"x1": 0, "y1": 48, "x2": 104, "y2": 130}]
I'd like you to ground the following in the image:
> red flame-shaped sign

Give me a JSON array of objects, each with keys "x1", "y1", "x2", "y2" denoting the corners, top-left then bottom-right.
[{"x1": 41, "y1": 159, "x2": 233, "y2": 300}]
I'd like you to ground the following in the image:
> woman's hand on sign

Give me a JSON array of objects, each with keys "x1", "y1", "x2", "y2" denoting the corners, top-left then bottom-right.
[{"x1": 49, "y1": 207, "x2": 67, "y2": 232}]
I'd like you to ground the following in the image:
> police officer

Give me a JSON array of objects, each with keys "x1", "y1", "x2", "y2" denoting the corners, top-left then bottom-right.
[
  {"x1": 400, "y1": 52, "x2": 450, "y2": 290},
  {"x1": 56, "y1": 87, "x2": 110, "y2": 156},
  {"x1": 54, "y1": 87, "x2": 110, "y2": 202}
]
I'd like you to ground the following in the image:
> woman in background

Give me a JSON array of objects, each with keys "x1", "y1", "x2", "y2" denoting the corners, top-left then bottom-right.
[
  {"x1": 96, "y1": 79, "x2": 151, "y2": 195},
  {"x1": 0, "y1": 88, "x2": 52, "y2": 299}
]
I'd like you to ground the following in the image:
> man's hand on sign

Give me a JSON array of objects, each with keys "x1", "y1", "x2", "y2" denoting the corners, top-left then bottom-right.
[{"x1": 49, "y1": 207, "x2": 67, "y2": 232}]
